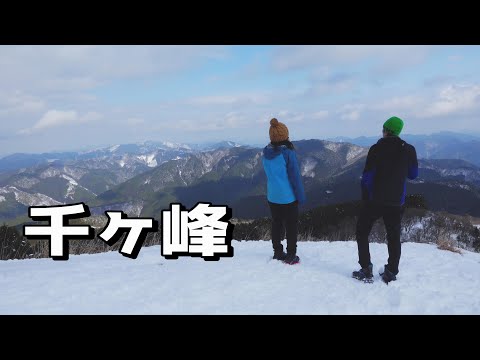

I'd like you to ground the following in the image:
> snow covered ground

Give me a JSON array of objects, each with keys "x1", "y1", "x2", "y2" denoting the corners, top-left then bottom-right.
[{"x1": 1, "y1": 240, "x2": 480, "y2": 314}]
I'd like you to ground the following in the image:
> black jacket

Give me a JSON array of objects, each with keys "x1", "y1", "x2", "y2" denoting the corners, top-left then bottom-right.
[{"x1": 361, "y1": 136, "x2": 418, "y2": 206}]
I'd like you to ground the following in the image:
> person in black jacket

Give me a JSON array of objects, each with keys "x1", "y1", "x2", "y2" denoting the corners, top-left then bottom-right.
[{"x1": 352, "y1": 116, "x2": 418, "y2": 284}]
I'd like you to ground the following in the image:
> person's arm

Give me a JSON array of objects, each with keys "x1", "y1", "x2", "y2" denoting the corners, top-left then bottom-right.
[
  {"x1": 285, "y1": 149, "x2": 306, "y2": 204},
  {"x1": 407, "y1": 145, "x2": 419, "y2": 180},
  {"x1": 361, "y1": 145, "x2": 377, "y2": 201}
]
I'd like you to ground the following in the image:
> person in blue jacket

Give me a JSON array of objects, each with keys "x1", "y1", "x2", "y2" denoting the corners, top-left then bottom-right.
[{"x1": 262, "y1": 118, "x2": 306, "y2": 265}]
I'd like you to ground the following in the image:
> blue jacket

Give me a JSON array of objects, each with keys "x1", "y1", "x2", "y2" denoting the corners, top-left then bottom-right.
[{"x1": 262, "y1": 144, "x2": 306, "y2": 205}]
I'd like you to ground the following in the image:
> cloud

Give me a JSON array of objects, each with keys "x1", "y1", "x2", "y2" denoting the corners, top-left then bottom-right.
[
  {"x1": 223, "y1": 112, "x2": 247, "y2": 128},
  {"x1": 311, "y1": 110, "x2": 329, "y2": 120},
  {"x1": 188, "y1": 95, "x2": 241, "y2": 106},
  {"x1": 36, "y1": 110, "x2": 78, "y2": 130},
  {"x1": 280, "y1": 111, "x2": 305, "y2": 123},
  {"x1": 423, "y1": 75, "x2": 456, "y2": 87},
  {"x1": 19, "y1": 110, "x2": 103, "y2": 134},
  {"x1": 373, "y1": 96, "x2": 421, "y2": 113},
  {"x1": 338, "y1": 104, "x2": 366, "y2": 121},
  {"x1": 341, "y1": 111, "x2": 361, "y2": 121},
  {"x1": 126, "y1": 117, "x2": 145, "y2": 126},
  {"x1": 307, "y1": 72, "x2": 358, "y2": 96},
  {"x1": 0, "y1": 45, "x2": 231, "y2": 120},
  {"x1": 153, "y1": 111, "x2": 251, "y2": 132},
  {"x1": 187, "y1": 93, "x2": 271, "y2": 107},
  {"x1": 418, "y1": 84, "x2": 480, "y2": 118},
  {"x1": 81, "y1": 111, "x2": 103, "y2": 122},
  {"x1": 0, "y1": 46, "x2": 229, "y2": 91},
  {"x1": 271, "y1": 45, "x2": 432, "y2": 72},
  {"x1": 0, "y1": 91, "x2": 46, "y2": 115},
  {"x1": 43, "y1": 76, "x2": 100, "y2": 92},
  {"x1": 372, "y1": 83, "x2": 480, "y2": 120}
]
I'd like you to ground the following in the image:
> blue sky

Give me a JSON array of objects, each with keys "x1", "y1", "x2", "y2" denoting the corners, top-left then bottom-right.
[{"x1": 1, "y1": 45, "x2": 480, "y2": 156}]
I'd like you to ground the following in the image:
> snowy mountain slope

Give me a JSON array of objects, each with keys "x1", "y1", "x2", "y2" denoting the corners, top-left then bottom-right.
[
  {"x1": 0, "y1": 140, "x2": 243, "y2": 173},
  {"x1": 93, "y1": 139, "x2": 480, "y2": 220},
  {"x1": 418, "y1": 159, "x2": 480, "y2": 186},
  {"x1": 91, "y1": 140, "x2": 369, "y2": 216},
  {"x1": 3, "y1": 138, "x2": 480, "y2": 224},
  {"x1": 0, "y1": 141, "x2": 247, "y2": 223},
  {"x1": 1, "y1": 241, "x2": 479, "y2": 314}
]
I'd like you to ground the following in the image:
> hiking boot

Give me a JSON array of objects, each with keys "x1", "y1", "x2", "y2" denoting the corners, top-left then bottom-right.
[
  {"x1": 273, "y1": 251, "x2": 287, "y2": 261},
  {"x1": 352, "y1": 264, "x2": 374, "y2": 283},
  {"x1": 380, "y1": 266, "x2": 397, "y2": 284},
  {"x1": 283, "y1": 254, "x2": 300, "y2": 265}
]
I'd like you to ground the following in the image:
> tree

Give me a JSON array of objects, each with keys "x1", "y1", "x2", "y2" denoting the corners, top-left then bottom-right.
[{"x1": 0, "y1": 224, "x2": 33, "y2": 260}]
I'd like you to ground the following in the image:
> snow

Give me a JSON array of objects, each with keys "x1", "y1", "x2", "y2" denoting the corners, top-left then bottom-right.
[
  {"x1": 301, "y1": 157, "x2": 317, "y2": 178},
  {"x1": 60, "y1": 174, "x2": 95, "y2": 199},
  {"x1": 64, "y1": 181, "x2": 76, "y2": 200},
  {"x1": 198, "y1": 149, "x2": 229, "y2": 174},
  {"x1": 162, "y1": 141, "x2": 177, "y2": 149},
  {"x1": 136, "y1": 154, "x2": 158, "y2": 167},
  {"x1": 13, "y1": 177, "x2": 40, "y2": 189},
  {"x1": 160, "y1": 141, "x2": 192, "y2": 150},
  {"x1": 324, "y1": 142, "x2": 343, "y2": 152},
  {"x1": 65, "y1": 184, "x2": 75, "y2": 200},
  {"x1": 109, "y1": 145, "x2": 120, "y2": 152},
  {"x1": 39, "y1": 168, "x2": 62, "y2": 179},
  {"x1": 178, "y1": 169, "x2": 187, "y2": 186},
  {"x1": 421, "y1": 164, "x2": 480, "y2": 182},
  {"x1": 61, "y1": 174, "x2": 79, "y2": 186},
  {"x1": 245, "y1": 152, "x2": 261, "y2": 170},
  {"x1": 346, "y1": 146, "x2": 366, "y2": 162},
  {"x1": 122, "y1": 202, "x2": 144, "y2": 217},
  {"x1": 0, "y1": 195, "x2": 5, "y2": 202},
  {"x1": 3, "y1": 186, "x2": 62, "y2": 207},
  {"x1": 411, "y1": 222, "x2": 424, "y2": 230},
  {"x1": 62, "y1": 166, "x2": 88, "y2": 180},
  {"x1": 1, "y1": 241, "x2": 479, "y2": 314}
]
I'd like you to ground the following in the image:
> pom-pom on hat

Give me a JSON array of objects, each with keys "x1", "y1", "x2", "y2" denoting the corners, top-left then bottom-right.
[{"x1": 269, "y1": 118, "x2": 289, "y2": 143}]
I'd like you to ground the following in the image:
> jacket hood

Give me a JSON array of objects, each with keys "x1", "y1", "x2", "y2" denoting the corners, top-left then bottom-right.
[
  {"x1": 377, "y1": 136, "x2": 406, "y2": 147},
  {"x1": 263, "y1": 144, "x2": 285, "y2": 160}
]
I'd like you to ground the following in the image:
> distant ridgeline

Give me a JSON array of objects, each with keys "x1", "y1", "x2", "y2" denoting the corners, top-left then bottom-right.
[{"x1": 2, "y1": 139, "x2": 480, "y2": 225}]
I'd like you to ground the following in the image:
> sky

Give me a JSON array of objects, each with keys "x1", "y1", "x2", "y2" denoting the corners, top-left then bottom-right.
[{"x1": 1, "y1": 45, "x2": 480, "y2": 156}]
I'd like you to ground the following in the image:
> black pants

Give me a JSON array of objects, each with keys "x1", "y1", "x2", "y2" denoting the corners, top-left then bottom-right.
[
  {"x1": 268, "y1": 201, "x2": 299, "y2": 256},
  {"x1": 356, "y1": 203, "x2": 404, "y2": 275}
]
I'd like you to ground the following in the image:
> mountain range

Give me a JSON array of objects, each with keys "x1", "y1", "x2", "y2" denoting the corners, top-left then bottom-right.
[
  {"x1": 88, "y1": 140, "x2": 480, "y2": 219},
  {"x1": 329, "y1": 131, "x2": 480, "y2": 167},
  {"x1": 2, "y1": 134, "x2": 480, "y2": 224}
]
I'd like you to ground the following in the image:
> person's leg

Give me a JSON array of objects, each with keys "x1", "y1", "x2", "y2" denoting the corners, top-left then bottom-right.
[
  {"x1": 382, "y1": 206, "x2": 404, "y2": 275},
  {"x1": 355, "y1": 203, "x2": 380, "y2": 269},
  {"x1": 284, "y1": 201, "x2": 299, "y2": 256},
  {"x1": 268, "y1": 201, "x2": 285, "y2": 255}
]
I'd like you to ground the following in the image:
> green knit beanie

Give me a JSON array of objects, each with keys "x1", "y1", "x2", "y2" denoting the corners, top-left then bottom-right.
[{"x1": 383, "y1": 116, "x2": 404, "y2": 136}]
